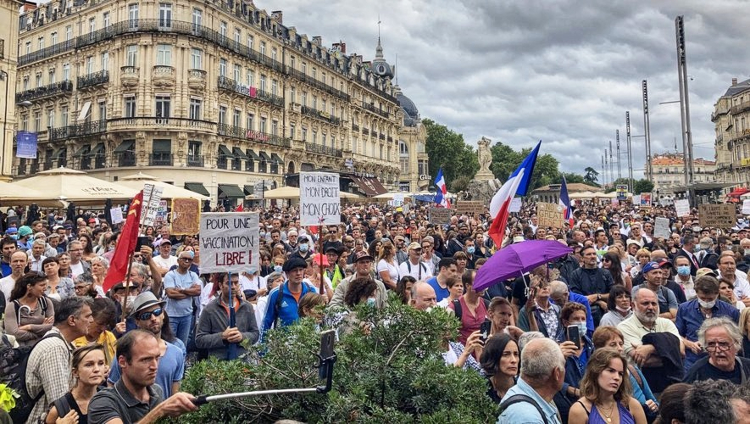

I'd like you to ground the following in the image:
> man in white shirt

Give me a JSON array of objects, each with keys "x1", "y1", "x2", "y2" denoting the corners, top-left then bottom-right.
[
  {"x1": 398, "y1": 242, "x2": 433, "y2": 281},
  {"x1": 27, "y1": 239, "x2": 47, "y2": 274},
  {"x1": 717, "y1": 251, "x2": 750, "y2": 307},
  {"x1": 239, "y1": 265, "x2": 267, "y2": 299},
  {"x1": 0, "y1": 251, "x2": 27, "y2": 301},
  {"x1": 67, "y1": 240, "x2": 90, "y2": 279},
  {"x1": 152, "y1": 239, "x2": 178, "y2": 276}
]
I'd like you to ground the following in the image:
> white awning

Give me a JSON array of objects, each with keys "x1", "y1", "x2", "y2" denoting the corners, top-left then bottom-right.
[{"x1": 77, "y1": 101, "x2": 92, "y2": 123}]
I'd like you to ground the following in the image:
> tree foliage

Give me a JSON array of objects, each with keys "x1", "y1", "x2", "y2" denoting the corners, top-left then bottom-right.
[
  {"x1": 634, "y1": 179, "x2": 655, "y2": 194},
  {"x1": 583, "y1": 167, "x2": 600, "y2": 186},
  {"x1": 173, "y1": 297, "x2": 497, "y2": 423},
  {"x1": 423, "y1": 119, "x2": 478, "y2": 184},
  {"x1": 489, "y1": 141, "x2": 560, "y2": 191}
]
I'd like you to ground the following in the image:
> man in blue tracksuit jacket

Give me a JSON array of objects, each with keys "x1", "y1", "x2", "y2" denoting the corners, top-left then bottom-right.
[{"x1": 261, "y1": 256, "x2": 317, "y2": 335}]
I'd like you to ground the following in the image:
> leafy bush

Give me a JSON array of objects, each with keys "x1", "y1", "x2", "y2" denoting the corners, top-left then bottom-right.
[{"x1": 171, "y1": 297, "x2": 498, "y2": 423}]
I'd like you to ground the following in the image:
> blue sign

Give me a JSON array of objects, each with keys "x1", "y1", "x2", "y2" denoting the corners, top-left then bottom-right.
[{"x1": 16, "y1": 131, "x2": 38, "y2": 159}]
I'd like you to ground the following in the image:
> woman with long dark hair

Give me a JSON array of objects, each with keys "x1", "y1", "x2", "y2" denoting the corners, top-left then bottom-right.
[
  {"x1": 4, "y1": 273, "x2": 54, "y2": 346},
  {"x1": 602, "y1": 252, "x2": 631, "y2": 290},
  {"x1": 479, "y1": 333, "x2": 519, "y2": 403}
]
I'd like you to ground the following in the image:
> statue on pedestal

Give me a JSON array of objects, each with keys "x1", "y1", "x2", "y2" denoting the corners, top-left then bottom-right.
[{"x1": 475, "y1": 137, "x2": 494, "y2": 181}]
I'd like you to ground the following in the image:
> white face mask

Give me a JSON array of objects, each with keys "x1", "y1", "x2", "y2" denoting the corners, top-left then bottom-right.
[
  {"x1": 698, "y1": 299, "x2": 716, "y2": 309},
  {"x1": 615, "y1": 305, "x2": 631, "y2": 313}
]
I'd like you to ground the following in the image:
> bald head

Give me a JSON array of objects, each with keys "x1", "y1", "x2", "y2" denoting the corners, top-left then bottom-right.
[
  {"x1": 410, "y1": 281, "x2": 437, "y2": 311},
  {"x1": 521, "y1": 338, "x2": 565, "y2": 384}
]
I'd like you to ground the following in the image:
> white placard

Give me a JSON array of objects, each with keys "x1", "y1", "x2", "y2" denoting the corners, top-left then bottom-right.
[
  {"x1": 632, "y1": 195, "x2": 641, "y2": 207},
  {"x1": 675, "y1": 199, "x2": 691, "y2": 217},
  {"x1": 200, "y1": 212, "x2": 259, "y2": 274},
  {"x1": 110, "y1": 207, "x2": 124, "y2": 225},
  {"x1": 509, "y1": 197, "x2": 522, "y2": 213},
  {"x1": 300, "y1": 172, "x2": 341, "y2": 226},
  {"x1": 742, "y1": 199, "x2": 750, "y2": 215},
  {"x1": 654, "y1": 217, "x2": 672, "y2": 239}
]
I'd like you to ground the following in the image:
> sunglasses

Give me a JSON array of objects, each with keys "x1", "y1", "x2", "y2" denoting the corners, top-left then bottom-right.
[
  {"x1": 179, "y1": 257, "x2": 193, "y2": 262},
  {"x1": 136, "y1": 308, "x2": 163, "y2": 321}
]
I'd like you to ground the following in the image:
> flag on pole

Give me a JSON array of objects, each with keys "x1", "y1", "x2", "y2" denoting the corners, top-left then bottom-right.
[
  {"x1": 103, "y1": 191, "x2": 143, "y2": 293},
  {"x1": 434, "y1": 168, "x2": 451, "y2": 208},
  {"x1": 488, "y1": 141, "x2": 541, "y2": 246},
  {"x1": 559, "y1": 176, "x2": 574, "y2": 227}
]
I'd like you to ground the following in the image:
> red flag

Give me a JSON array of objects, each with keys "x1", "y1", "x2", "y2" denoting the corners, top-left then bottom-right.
[
  {"x1": 236, "y1": 204, "x2": 244, "y2": 212},
  {"x1": 103, "y1": 191, "x2": 143, "y2": 293}
]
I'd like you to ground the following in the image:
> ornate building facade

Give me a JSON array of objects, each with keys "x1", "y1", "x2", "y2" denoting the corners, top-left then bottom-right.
[
  {"x1": 713, "y1": 77, "x2": 750, "y2": 186},
  {"x1": 11, "y1": 0, "x2": 422, "y2": 202},
  {"x1": 650, "y1": 153, "x2": 716, "y2": 194},
  {"x1": 0, "y1": 0, "x2": 21, "y2": 181}
]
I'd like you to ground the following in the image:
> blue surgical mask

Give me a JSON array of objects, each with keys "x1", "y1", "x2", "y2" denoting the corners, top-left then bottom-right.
[
  {"x1": 366, "y1": 297, "x2": 376, "y2": 307},
  {"x1": 467, "y1": 246, "x2": 475, "y2": 254},
  {"x1": 574, "y1": 322, "x2": 587, "y2": 335},
  {"x1": 299, "y1": 243, "x2": 309, "y2": 252},
  {"x1": 694, "y1": 245, "x2": 702, "y2": 253},
  {"x1": 677, "y1": 265, "x2": 691, "y2": 276},
  {"x1": 260, "y1": 231, "x2": 266, "y2": 238},
  {"x1": 273, "y1": 265, "x2": 283, "y2": 273}
]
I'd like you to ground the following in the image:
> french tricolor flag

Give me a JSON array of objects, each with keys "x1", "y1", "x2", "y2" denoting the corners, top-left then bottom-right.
[
  {"x1": 434, "y1": 168, "x2": 450, "y2": 208},
  {"x1": 559, "y1": 176, "x2": 574, "y2": 227},
  {"x1": 488, "y1": 141, "x2": 541, "y2": 246}
]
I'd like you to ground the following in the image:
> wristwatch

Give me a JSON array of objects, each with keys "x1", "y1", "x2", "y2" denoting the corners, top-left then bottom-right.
[{"x1": 597, "y1": 294, "x2": 601, "y2": 301}]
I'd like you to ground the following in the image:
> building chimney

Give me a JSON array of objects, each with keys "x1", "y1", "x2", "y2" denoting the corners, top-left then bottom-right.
[
  {"x1": 312, "y1": 36, "x2": 322, "y2": 45},
  {"x1": 733, "y1": 78, "x2": 738, "y2": 86},
  {"x1": 271, "y1": 10, "x2": 282, "y2": 24}
]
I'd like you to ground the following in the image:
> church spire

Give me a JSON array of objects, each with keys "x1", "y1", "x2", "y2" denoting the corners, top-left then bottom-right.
[{"x1": 376, "y1": 16, "x2": 384, "y2": 59}]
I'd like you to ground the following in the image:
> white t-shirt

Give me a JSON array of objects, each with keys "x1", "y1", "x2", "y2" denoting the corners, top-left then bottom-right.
[
  {"x1": 0, "y1": 275, "x2": 17, "y2": 302},
  {"x1": 398, "y1": 260, "x2": 433, "y2": 281},
  {"x1": 69, "y1": 261, "x2": 84, "y2": 279},
  {"x1": 376, "y1": 259, "x2": 400, "y2": 284},
  {"x1": 153, "y1": 255, "x2": 178, "y2": 273},
  {"x1": 239, "y1": 274, "x2": 267, "y2": 293}
]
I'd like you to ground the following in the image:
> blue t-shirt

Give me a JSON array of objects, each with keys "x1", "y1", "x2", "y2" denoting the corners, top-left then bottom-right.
[
  {"x1": 108, "y1": 339, "x2": 184, "y2": 398},
  {"x1": 163, "y1": 269, "x2": 200, "y2": 317},
  {"x1": 426, "y1": 277, "x2": 450, "y2": 302}
]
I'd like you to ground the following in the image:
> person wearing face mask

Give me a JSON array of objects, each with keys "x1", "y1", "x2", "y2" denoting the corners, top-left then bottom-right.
[
  {"x1": 554, "y1": 302, "x2": 594, "y2": 422},
  {"x1": 676, "y1": 275, "x2": 740, "y2": 372},
  {"x1": 600, "y1": 285, "x2": 633, "y2": 327},
  {"x1": 675, "y1": 256, "x2": 696, "y2": 300},
  {"x1": 289, "y1": 235, "x2": 313, "y2": 261}
]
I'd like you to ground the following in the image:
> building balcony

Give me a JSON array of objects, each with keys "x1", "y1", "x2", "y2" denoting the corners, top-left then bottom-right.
[
  {"x1": 149, "y1": 153, "x2": 173, "y2": 166},
  {"x1": 284, "y1": 66, "x2": 350, "y2": 101},
  {"x1": 361, "y1": 101, "x2": 390, "y2": 119},
  {"x1": 77, "y1": 70, "x2": 109, "y2": 90},
  {"x1": 115, "y1": 151, "x2": 136, "y2": 167},
  {"x1": 300, "y1": 105, "x2": 342, "y2": 125},
  {"x1": 188, "y1": 69, "x2": 206, "y2": 90},
  {"x1": 107, "y1": 117, "x2": 217, "y2": 134},
  {"x1": 352, "y1": 124, "x2": 359, "y2": 131},
  {"x1": 305, "y1": 142, "x2": 342, "y2": 158},
  {"x1": 217, "y1": 76, "x2": 284, "y2": 108},
  {"x1": 16, "y1": 80, "x2": 73, "y2": 103},
  {"x1": 218, "y1": 123, "x2": 291, "y2": 148},
  {"x1": 379, "y1": 133, "x2": 386, "y2": 140},
  {"x1": 152, "y1": 65, "x2": 175, "y2": 89},
  {"x1": 187, "y1": 155, "x2": 204, "y2": 167},
  {"x1": 18, "y1": 39, "x2": 75, "y2": 66},
  {"x1": 731, "y1": 101, "x2": 750, "y2": 116},
  {"x1": 49, "y1": 120, "x2": 107, "y2": 141},
  {"x1": 121, "y1": 66, "x2": 139, "y2": 88}
]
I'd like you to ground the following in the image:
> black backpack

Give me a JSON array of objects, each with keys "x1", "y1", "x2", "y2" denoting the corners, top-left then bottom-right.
[
  {"x1": 0, "y1": 331, "x2": 65, "y2": 423},
  {"x1": 499, "y1": 394, "x2": 550, "y2": 424},
  {"x1": 452, "y1": 297, "x2": 490, "y2": 321}
]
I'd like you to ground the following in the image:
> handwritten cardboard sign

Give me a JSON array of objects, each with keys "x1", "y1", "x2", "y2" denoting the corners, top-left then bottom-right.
[
  {"x1": 537, "y1": 202, "x2": 564, "y2": 229},
  {"x1": 200, "y1": 212, "x2": 259, "y2": 274},
  {"x1": 171, "y1": 198, "x2": 200, "y2": 235},
  {"x1": 455, "y1": 201, "x2": 485, "y2": 216},
  {"x1": 699, "y1": 204, "x2": 736, "y2": 229},
  {"x1": 428, "y1": 207, "x2": 451, "y2": 225}
]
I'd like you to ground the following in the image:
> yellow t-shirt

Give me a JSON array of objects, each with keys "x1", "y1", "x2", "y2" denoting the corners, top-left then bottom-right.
[{"x1": 73, "y1": 330, "x2": 118, "y2": 365}]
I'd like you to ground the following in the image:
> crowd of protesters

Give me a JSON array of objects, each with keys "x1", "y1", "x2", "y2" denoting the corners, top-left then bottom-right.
[{"x1": 3, "y1": 200, "x2": 750, "y2": 423}]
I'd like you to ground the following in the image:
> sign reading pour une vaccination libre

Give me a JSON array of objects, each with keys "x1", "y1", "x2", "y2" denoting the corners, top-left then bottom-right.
[
  {"x1": 200, "y1": 212, "x2": 259, "y2": 274},
  {"x1": 300, "y1": 171, "x2": 341, "y2": 226}
]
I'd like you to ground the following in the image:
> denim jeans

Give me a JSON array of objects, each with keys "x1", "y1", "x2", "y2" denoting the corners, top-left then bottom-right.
[{"x1": 169, "y1": 314, "x2": 192, "y2": 347}]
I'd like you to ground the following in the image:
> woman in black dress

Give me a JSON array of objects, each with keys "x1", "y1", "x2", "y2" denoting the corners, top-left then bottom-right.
[{"x1": 45, "y1": 344, "x2": 107, "y2": 424}]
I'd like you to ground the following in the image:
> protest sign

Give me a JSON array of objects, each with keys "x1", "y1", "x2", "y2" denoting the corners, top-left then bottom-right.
[
  {"x1": 300, "y1": 172, "x2": 341, "y2": 226},
  {"x1": 200, "y1": 212, "x2": 259, "y2": 274},
  {"x1": 654, "y1": 217, "x2": 671, "y2": 239},
  {"x1": 640, "y1": 193, "x2": 652, "y2": 208},
  {"x1": 509, "y1": 197, "x2": 522, "y2": 213},
  {"x1": 455, "y1": 201, "x2": 484, "y2": 216},
  {"x1": 632, "y1": 195, "x2": 640, "y2": 207},
  {"x1": 171, "y1": 198, "x2": 200, "y2": 235},
  {"x1": 675, "y1": 199, "x2": 690, "y2": 217},
  {"x1": 154, "y1": 200, "x2": 168, "y2": 227},
  {"x1": 141, "y1": 184, "x2": 164, "y2": 227},
  {"x1": 699, "y1": 204, "x2": 736, "y2": 228},
  {"x1": 616, "y1": 184, "x2": 628, "y2": 200},
  {"x1": 743, "y1": 199, "x2": 750, "y2": 215},
  {"x1": 537, "y1": 203, "x2": 564, "y2": 228},
  {"x1": 428, "y1": 207, "x2": 451, "y2": 225},
  {"x1": 110, "y1": 207, "x2": 124, "y2": 225}
]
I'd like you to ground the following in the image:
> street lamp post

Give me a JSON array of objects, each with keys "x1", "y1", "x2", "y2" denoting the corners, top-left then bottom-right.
[{"x1": 0, "y1": 69, "x2": 9, "y2": 178}]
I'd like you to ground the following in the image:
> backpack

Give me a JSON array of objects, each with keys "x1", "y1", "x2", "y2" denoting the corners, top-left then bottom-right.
[
  {"x1": 499, "y1": 394, "x2": 549, "y2": 424},
  {"x1": 0, "y1": 331, "x2": 65, "y2": 423},
  {"x1": 13, "y1": 297, "x2": 49, "y2": 325},
  {"x1": 452, "y1": 297, "x2": 490, "y2": 321}
]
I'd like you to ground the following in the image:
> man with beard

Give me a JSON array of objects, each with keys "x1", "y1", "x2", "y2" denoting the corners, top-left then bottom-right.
[
  {"x1": 618, "y1": 288, "x2": 684, "y2": 393},
  {"x1": 107, "y1": 292, "x2": 185, "y2": 398},
  {"x1": 447, "y1": 224, "x2": 471, "y2": 257}
]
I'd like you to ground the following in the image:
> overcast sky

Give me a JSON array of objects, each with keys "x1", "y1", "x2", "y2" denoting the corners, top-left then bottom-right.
[{"x1": 268, "y1": 0, "x2": 749, "y2": 180}]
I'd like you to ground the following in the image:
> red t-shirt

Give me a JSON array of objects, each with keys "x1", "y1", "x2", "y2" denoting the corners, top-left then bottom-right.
[{"x1": 449, "y1": 296, "x2": 487, "y2": 345}]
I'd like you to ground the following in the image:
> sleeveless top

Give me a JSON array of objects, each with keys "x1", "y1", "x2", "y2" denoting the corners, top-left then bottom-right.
[
  {"x1": 53, "y1": 392, "x2": 88, "y2": 424},
  {"x1": 576, "y1": 400, "x2": 635, "y2": 424}
]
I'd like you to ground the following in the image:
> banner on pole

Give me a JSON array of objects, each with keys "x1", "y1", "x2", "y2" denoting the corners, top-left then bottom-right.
[
  {"x1": 300, "y1": 172, "x2": 341, "y2": 226},
  {"x1": 200, "y1": 212, "x2": 259, "y2": 274}
]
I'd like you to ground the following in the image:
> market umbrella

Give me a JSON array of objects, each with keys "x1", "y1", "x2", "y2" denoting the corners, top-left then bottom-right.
[
  {"x1": 0, "y1": 181, "x2": 65, "y2": 207},
  {"x1": 473, "y1": 240, "x2": 573, "y2": 292},
  {"x1": 259, "y1": 186, "x2": 300, "y2": 200},
  {"x1": 117, "y1": 172, "x2": 210, "y2": 201},
  {"x1": 5, "y1": 167, "x2": 137, "y2": 205}
]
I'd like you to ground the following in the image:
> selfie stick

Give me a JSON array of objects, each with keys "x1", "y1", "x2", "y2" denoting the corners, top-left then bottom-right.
[{"x1": 193, "y1": 351, "x2": 336, "y2": 406}]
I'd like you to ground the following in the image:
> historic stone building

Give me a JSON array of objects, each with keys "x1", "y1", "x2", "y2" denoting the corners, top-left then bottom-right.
[
  {"x1": 713, "y1": 77, "x2": 750, "y2": 187},
  {"x1": 11, "y1": 0, "x2": 423, "y2": 203},
  {"x1": 395, "y1": 85, "x2": 428, "y2": 193},
  {"x1": 650, "y1": 153, "x2": 716, "y2": 194},
  {"x1": 0, "y1": 0, "x2": 21, "y2": 182}
]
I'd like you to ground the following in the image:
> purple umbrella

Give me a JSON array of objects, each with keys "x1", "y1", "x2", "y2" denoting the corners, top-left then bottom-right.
[{"x1": 473, "y1": 240, "x2": 573, "y2": 292}]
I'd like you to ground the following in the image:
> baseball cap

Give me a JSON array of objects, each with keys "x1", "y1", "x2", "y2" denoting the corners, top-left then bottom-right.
[
  {"x1": 696, "y1": 268, "x2": 718, "y2": 279},
  {"x1": 408, "y1": 242, "x2": 421, "y2": 251},
  {"x1": 642, "y1": 261, "x2": 661, "y2": 274},
  {"x1": 352, "y1": 250, "x2": 374, "y2": 262},
  {"x1": 656, "y1": 258, "x2": 673, "y2": 269},
  {"x1": 626, "y1": 239, "x2": 643, "y2": 248},
  {"x1": 129, "y1": 292, "x2": 166, "y2": 318},
  {"x1": 313, "y1": 254, "x2": 329, "y2": 267}
]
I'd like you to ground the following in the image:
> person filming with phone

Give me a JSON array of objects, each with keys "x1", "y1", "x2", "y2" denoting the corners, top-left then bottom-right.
[{"x1": 554, "y1": 302, "x2": 594, "y2": 424}]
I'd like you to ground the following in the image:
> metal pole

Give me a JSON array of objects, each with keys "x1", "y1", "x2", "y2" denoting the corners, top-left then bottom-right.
[
  {"x1": 603, "y1": 151, "x2": 608, "y2": 188},
  {"x1": 1, "y1": 69, "x2": 8, "y2": 177},
  {"x1": 616, "y1": 130, "x2": 621, "y2": 179},
  {"x1": 609, "y1": 140, "x2": 614, "y2": 183},
  {"x1": 642, "y1": 80, "x2": 653, "y2": 181},
  {"x1": 676, "y1": 16, "x2": 695, "y2": 203},
  {"x1": 626, "y1": 111, "x2": 633, "y2": 193}
]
